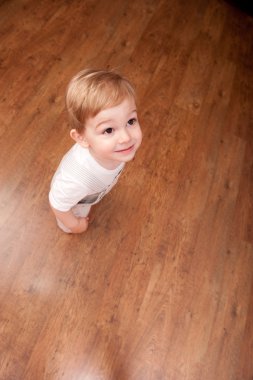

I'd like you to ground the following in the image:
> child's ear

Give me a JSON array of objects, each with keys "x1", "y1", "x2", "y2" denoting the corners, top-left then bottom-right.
[{"x1": 70, "y1": 129, "x2": 89, "y2": 148}]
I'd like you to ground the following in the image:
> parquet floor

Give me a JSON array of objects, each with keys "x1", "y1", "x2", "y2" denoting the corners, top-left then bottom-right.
[{"x1": 0, "y1": 0, "x2": 252, "y2": 379}]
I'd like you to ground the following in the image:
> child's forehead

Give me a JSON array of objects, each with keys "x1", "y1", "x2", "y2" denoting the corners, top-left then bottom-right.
[{"x1": 91, "y1": 97, "x2": 137, "y2": 122}]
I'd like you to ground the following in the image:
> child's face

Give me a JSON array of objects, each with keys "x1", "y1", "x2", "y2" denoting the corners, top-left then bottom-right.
[{"x1": 79, "y1": 97, "x2": 142, "y2": 169}]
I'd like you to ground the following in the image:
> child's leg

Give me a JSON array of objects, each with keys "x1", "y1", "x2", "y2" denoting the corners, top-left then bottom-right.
[
  {"x1": 56, "y1": 204, "x2": 91, "y2": 233},
  {"x1": 72, "y1": 204, "x2": 91, "y2": 218},
  {"x1": 56, "y1": 218, "x2": 72, "y2": 233}
]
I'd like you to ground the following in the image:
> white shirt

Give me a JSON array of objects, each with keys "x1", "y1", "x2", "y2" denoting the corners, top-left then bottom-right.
[{"x1": 49, "y1": 143, "x2": 124, "y2": 212}]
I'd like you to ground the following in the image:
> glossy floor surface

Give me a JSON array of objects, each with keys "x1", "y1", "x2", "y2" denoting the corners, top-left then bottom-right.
[{"x1": 0, "y1": 0, "x2": 252, "y2": 379}]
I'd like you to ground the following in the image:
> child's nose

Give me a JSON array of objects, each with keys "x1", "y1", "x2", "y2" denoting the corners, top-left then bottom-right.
[{"x1": 118, "y1": 128, "x2": 131, "y2": 144}]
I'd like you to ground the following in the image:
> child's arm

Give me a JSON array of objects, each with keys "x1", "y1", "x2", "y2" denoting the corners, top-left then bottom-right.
[{"x1": 50, "y1": 206, "x2": 89, "y2": 233}]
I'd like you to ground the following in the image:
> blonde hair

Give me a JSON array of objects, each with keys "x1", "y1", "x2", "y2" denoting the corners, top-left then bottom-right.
[{"x1": 66, "y1": 68, "x2": 136, "y2": 133}]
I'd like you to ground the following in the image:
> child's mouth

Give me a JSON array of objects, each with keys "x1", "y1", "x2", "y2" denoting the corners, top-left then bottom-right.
[{"x1": 115, "y1": 145, "x2": 134, "y2": 153}]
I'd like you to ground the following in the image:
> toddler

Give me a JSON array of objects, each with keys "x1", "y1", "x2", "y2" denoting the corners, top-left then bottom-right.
[{"x1": 49, "y1": 69, "x2": 142, "y2": 233}]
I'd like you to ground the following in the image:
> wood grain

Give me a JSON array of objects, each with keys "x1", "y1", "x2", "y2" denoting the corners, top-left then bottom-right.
[{"x1": 0, "y1": 0, "x2": 252, "y2": 379}]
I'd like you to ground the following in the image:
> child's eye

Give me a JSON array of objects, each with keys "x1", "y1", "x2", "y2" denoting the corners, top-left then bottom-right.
[
  {"x1": 127, "y1": 118, "x2": 137, "y2": 126},
  {"x1": 103, "y1": 127, "x2": 114, "y2": 135}
]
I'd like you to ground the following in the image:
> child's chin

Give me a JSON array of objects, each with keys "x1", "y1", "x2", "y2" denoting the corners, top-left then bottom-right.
[{"x1": 123, "y1": 153, "x2": 137, "y2": 162}]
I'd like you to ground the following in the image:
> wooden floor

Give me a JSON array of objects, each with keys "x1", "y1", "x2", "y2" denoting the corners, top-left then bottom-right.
[{"x1": 0, "y1": 0, "x2": 252, "y2": 379}]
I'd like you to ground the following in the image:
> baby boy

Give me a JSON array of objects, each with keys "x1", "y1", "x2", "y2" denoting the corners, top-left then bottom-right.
[{"x1": 49, "y1": 69, "x2": 142, "y2": 233}]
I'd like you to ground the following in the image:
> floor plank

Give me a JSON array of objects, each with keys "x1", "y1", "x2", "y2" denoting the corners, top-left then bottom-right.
[{"x1": 0, "y1": 0, "x2": 252, "y2": 379}]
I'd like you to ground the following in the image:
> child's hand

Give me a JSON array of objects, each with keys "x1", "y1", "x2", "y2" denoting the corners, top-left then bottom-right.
[{"x1": 70, "y1": 216, "x2": 89, "y2": 234}]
